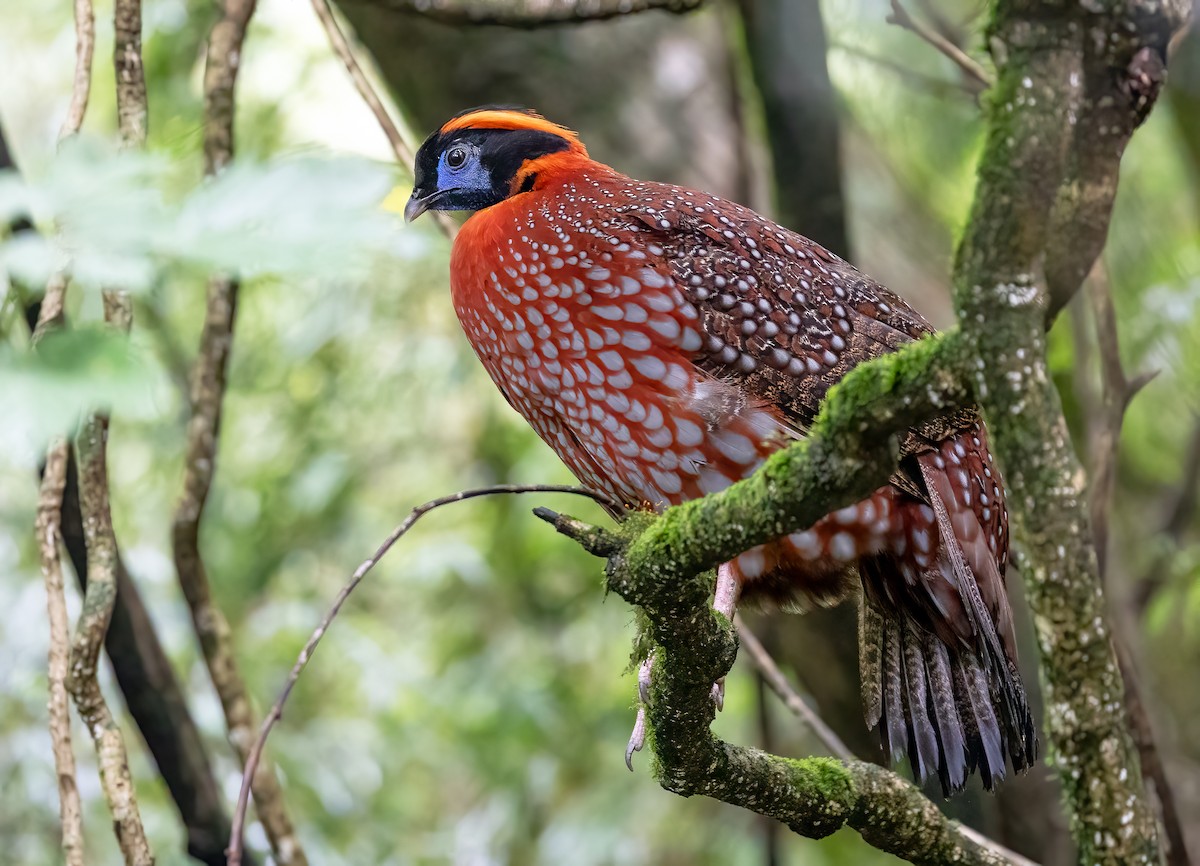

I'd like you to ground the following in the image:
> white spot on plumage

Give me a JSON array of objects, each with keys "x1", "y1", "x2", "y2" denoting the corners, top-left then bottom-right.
[
  {"x1": 831, "y1": 532, "x2": 857, "y2": 561},
  {"x1": 789, "y1": 530, "x2": 820, "y2": 558},
  {"x1": 631, "y1": 355, "x2": 667, "y2": 379}
]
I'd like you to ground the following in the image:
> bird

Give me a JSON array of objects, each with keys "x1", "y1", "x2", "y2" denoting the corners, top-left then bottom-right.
[{"x1": 405, "y1": 106, "x2": 1037, "y2": 795}]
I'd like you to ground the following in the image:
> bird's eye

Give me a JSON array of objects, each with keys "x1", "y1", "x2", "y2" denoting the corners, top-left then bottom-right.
[{"x1": 446, "y1": 146, "x2": 469, "y2": 169}]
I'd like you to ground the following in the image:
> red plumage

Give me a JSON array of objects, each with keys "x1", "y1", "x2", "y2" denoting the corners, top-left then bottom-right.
[{"x1": 417, "y1": 109, "x2": 1036, "y2": 794}]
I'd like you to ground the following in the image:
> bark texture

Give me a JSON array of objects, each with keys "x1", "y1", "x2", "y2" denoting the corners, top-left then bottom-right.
[{"x1": 541, "y1": 0, "x2": 1188, "y2": 861}]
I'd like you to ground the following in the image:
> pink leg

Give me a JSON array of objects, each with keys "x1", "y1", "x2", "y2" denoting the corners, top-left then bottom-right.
[
  {"x1": 711, "y1": 562, "x2": 741, "y2": 710},
  {"x1": 625, "y1": 563, "x2": 742, "y2": 768}
]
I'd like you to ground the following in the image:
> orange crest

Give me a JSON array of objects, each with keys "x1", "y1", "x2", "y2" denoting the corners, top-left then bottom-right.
[{"x1": 439, "y1": 108, "x2": 588, "y2": 158}]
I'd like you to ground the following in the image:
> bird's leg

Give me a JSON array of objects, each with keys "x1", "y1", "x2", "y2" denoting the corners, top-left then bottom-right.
[
  {"x1": 625, "y1": 563, "x2": 742, "y2": 768},
  {"x1": 711, "y1": 562, "x2": 741, "y2": 710}
]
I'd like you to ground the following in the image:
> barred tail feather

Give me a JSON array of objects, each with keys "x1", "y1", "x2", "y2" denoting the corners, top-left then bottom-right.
[
  {"x1": 857, "y1": 449, "x2": 1038, "y2": 795},
  {"x1": 859, "y1": 588, "x2": 1030, "y2": 795}
]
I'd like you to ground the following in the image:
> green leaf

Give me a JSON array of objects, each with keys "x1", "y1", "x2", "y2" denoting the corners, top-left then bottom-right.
[
  {"x1": 0, "y1": 326, "x2": 165, "y2": 455},
  {"x1": 0, "y1": 137, "x2": 408, "y2": 294}
]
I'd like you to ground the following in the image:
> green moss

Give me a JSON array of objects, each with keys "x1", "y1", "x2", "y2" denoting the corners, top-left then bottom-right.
[{"x1": 784, "y1": 756, "x2": 856, "y2": 807}]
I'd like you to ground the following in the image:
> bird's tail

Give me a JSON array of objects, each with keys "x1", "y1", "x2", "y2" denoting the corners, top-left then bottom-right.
[
  {"x1": 858, "y1": 594, "x2": 1035, "y2": 794},
  {"x1": 857, "y1": 444, "x2": 1037, "y2": 795}
]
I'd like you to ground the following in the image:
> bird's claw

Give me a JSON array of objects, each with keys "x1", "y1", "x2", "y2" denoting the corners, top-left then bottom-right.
[
  {"x1": 711, "y1": 677, "x2": 725, "y2": 711},
  {"x1": 625, "y1": 706, "x2": 647, "y2": 771},
  {"x1": 625, "y1": 654, "x2": 725, "y2": 770}
]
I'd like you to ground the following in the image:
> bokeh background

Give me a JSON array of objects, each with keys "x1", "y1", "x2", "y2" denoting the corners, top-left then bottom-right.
[{"x1": 2, "y1": 0, "x2": 1199, "y2": 863}]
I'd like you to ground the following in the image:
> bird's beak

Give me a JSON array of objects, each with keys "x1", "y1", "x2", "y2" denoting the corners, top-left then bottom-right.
[{"x1": 404, "y1": 192, "x2": 432, "y2": 224}]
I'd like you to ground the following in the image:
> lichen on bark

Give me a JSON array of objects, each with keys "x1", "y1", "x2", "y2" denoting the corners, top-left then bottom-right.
[{"x1": 542, "y1": 1, "x2": 1190, "y2": 862}]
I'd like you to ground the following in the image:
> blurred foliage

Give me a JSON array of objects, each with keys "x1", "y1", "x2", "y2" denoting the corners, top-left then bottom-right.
[{"x1": 1, "y1": 0, "x2": 1198, "y2": 864}]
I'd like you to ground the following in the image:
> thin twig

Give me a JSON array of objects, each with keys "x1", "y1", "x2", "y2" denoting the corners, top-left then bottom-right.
[
  {"x1": 733, "y1": 614, "x2": 853, "y2": 761},
  {"x1": 308, "y1": 0, "x2": 458, "y2": 239},
  {"x1": 60, "y1": 0, "x2": 95, "y2": 140},
  {"x1": 886, "y1": 0, "x2": 993, "y2": 93},
  {"x1": 375, "y1": 0, "x2": 703, "y2": 27},
  {"x1": 913, "y1": 0, "x2": 967, "y2": 51},
  {"x1": 227, "y1": 484, "x2": 619, "y2": 866},
  {"x1": 832, "y1": 42, "x2": 976, "y2": 98},
  {"x1": 38, "y1": 439, "x2": 85, "y2": 866}
]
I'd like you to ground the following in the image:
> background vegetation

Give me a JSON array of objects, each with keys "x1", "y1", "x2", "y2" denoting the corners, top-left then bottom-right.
[{"x1": 1, "y1": 0, "x2": 1198, "y2": 863}]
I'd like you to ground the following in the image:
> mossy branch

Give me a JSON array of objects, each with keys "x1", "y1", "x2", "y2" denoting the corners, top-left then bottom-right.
[
  {"x1": 950, "y1": 1, "x2": 1189, "y2": 863},
  {"x1": 544, "y1": 3, "x2": 1189, "y2": 862},
  {"x1": 541, "y1": 331, "x2": 1022, "y2": 866}
]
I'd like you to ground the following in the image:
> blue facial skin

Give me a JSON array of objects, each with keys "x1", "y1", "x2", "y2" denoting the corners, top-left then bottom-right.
[
  {"x1": 405, "y1": 142, "x2": 502, "y2": 222},
  {"x1": 406, "y1": 123, "x2": 570, "y2": 223},
  {"x1": 436, "y1": 145, "x2": 492, "y2": 198}
]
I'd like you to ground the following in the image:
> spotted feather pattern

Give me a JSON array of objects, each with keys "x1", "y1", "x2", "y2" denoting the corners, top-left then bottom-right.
[{"x1": 449, "y1": 162, "x2": 1035, "y2": 792}]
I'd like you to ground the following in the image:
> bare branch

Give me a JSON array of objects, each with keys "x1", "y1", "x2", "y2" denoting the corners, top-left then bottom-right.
[
  {"x1": 351, "y1": 0, "x2": 703, "y2": 28},
  {"x1": 31, "y1": 273, "x2": 69, "y2": 343},
  {"x1": 832, "y1": 42, "x2": 976, "y2": 98},
  {"x1": 227, "y1": 484, "x2": 620, "y2": 866},
  {"x1": 309, "y1": 0, "x2": 458, "y2": 239},
  {"x1": 69, "y1": 408, "x2": 154, "y2": 866},
  {"x1": 886, "y1": 0, "x2": 993, "y2": 93},
  {"x1": 113, "y1": 0, "x2": 147, "y2": 148},
  {"x1": 60, "y1": 0, "x2": 95, "y2": 140},
  {"x1": 732, "y1": 614, "x2": 853, "y2": 762},
  {"x1": 1074, "y1": 263, "x2": 1191, "y2": 866},
  {"x1": 33, "y1": 270, "x2": 85, "y2": 866},
  {"x1": 912, "y1": 0, "x2": 968, "y2": 49},
  {"x1": 56, "y1": 2, "x2": 154, "y2": 860},
  {"x1": 38, "y1": 438, "x2": 85, "y2": 866},
  {"x1": 172, "y1": 2, "x2": 310, "y2": 865}
]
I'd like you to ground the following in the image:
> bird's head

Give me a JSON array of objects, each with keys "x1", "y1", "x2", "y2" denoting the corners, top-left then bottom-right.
[{"x1": 404, "y1": 107, "x2": 588, "y2": 223}]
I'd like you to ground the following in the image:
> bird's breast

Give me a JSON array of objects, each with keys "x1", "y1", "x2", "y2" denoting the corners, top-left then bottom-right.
[{"x1": 448, "y1": 200, "x2": 789, "y2": 508}]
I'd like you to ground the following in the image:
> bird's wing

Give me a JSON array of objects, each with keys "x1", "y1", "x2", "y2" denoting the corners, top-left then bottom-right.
[{"x1": 610, "y1": 187, "x2": 975, "y2": 484}]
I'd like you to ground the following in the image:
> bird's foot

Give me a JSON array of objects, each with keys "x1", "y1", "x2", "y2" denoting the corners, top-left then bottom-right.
[{"x1": 625, "y1": 563, "x2": 741, "y2": 769}]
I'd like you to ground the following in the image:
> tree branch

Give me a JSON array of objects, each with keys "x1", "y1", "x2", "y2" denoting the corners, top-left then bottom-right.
[
  {"x1": 60, "y1": 1, "x2": 154, "y2": 861},
  {"x1": 1133, "y1": 418, "x2": 1200, "y2": 612},
  {"x1": 114, "y1": 0, "x2": 147, "y2": 148},
  {"x1": 33, "y1": 257, "x2": 85, "y2": 866},
  {"x1": 950, "y1": 1, "x2": 1189, "y2": 861},
  {"x1": 227, "y1": 484, "x2": 620, "y2": 866},
  {"x1": 345, "y1": 0, "x2": 704, "y2": 28},
  {"x1": 8, "y1": 91, "x2": 249, "y2": 866},
  {"x1": 733, "y1": 615, "x2": 853, "y2": 763},
  {"x1": 69, "y1": 400, "x2": 154, "y2": 866},
  {"x1": 736, "y1": 614, "x2": 1040, "y2": 866},
  {"x1": 887, "y1": 0, "x2": 993, "y2": 93},
  {"x1": 61, "y1": 0, "x2": 95, "y2": 140},
  {"x1": 539, "y1": 333, "x2": 1020, "y2": 865},
  {"x1": 172, "y1": 2, "x2": 310, "y2": 864},
  {"x1": 1071, "y1": 264, "x2": 1189, "y2": 866},
  {"x1": 58, "y1": 447, "x2": 252, "y2": 866},
  {"x1": 38, "y1": 437, "x2": 85, "y2": 866}
]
